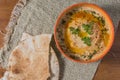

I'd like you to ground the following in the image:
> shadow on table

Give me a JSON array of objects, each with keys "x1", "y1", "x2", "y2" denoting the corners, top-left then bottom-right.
[
  {"x1": 109, "y1": 22, "x2": 120, "y2": 57},
  {"x1": 49, "y1": 35, "x2": 65, "y2": 80}
]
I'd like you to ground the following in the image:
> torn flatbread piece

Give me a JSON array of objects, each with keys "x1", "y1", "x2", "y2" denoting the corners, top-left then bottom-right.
[{"x1": 7, "y1": 33, "x2": 51, "y2": 80}]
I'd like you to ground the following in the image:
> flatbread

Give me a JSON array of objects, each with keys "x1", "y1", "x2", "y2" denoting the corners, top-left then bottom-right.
[
  {"x1": 7, "y1": 33, "x2": 51, "y2": 80},
  {"x1": 0, "y1": 33, "x2": 59, "y2": 80}
]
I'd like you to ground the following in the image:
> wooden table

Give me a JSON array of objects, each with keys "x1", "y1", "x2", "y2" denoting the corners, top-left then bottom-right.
[
  {"x1": 0, "y1": 0, "x2": 18, "y2": 48},
  {"x1": 0, "y1": 0, "x2": 120, "y2": 79}
]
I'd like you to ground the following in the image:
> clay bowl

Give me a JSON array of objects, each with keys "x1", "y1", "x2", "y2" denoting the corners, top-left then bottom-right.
[{"x1": 54, "y1": 3, "x2": 114, "y2": 63}]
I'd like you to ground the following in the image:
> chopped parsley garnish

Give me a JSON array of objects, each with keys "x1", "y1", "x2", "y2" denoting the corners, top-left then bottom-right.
[
  {"x1": 81, "y1": 37, "x2": 91, "y2": 46},
  {"x1": 82, "y1": 22, "x2": 93, "y2": 35},
  {"x1": 101, "y1": 28, "x2": 108, "y2": 34},
  {"x1": 88, "y1": 55, "x2": 93, "y2": 59},
  {"x1": 93, "y1": 50, "x2": 97, "y2": 55},
  {"x1": 81, "y1": 50, "x2": 97, "y2": 60},
  {"x1": 88, "y1": 50, "x2": 97, "y2": 59},
  {"x1": 69, "y1": 27, "x2": 80, "y2": 35},
  {"x1": 91, "y1": 11, "x2": 96, "y2": 14},
  {"x1": 97, "y1": 17, "x2": 105, "y2": 26}
]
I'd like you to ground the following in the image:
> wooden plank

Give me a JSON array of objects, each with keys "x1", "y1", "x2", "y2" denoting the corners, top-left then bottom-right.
[
  {"x1": 0, "y1": 0, "x2": 18, "y2": 77},
  {"x1": 0, "y1": 0, "x2": 18, "y2": 48}
]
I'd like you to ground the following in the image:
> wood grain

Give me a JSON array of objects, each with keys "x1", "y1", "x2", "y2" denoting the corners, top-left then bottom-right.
[
  {"x1": 0, "y1": 0, "x2": 18, "y2": 48},
  {"x1": 0, "y1": 0, "x2": 18, "y2": 78}
]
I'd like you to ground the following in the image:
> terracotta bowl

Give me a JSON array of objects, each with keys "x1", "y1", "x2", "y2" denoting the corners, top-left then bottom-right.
[{"x1": 54, "y1": 3, "x2": 114, "y2": 63}]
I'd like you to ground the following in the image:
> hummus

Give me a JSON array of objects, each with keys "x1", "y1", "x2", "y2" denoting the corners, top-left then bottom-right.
[{"x1": 65, "y1": 7, "x2": 110, "y2": 60}]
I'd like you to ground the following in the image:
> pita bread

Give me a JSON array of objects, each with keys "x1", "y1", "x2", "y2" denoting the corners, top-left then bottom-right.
[
  {"x1": 0, "y1": 33, "x2": 59, "y2": 80},
  {"x1": 7, "y1": 33, "x2": 51, "y2": 80}
]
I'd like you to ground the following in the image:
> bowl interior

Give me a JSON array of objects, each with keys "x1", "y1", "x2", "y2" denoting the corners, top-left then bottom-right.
[
  {"x1": 54, "y1": 3, "x2": 114, "y2": 62},
  {"x1": 55, "y1": 8, "x2": 80, "y2": 60}
]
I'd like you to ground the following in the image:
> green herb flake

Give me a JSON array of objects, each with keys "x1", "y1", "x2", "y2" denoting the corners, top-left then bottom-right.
[
  {"x1": 91, "y1": 11, "x2": 96, "y2": 14},
  {"x1": 69, "y1": 27, "x2": 80, "y2": 35},
  {"x1": 88, "y1": 50, "x2": 97, "y2": 59},
  {"x1": 82, "y1": 23, "x2": 93, "y2": 35},
  {"x1": 81, "y1": 55, "x2": 86, "y2": 58},
  {"x1": 81, "y1": 37, "x2": 91, "y2": 46},
  {"x1": 97, "y1": 17, "x2": 105, "y2": 26},
  {"x1": 101, "y1": 28, "x2": 108, "y2": 34},
  {"x1": 93, "y1": 50, "x2": 97, "y2": 55},
  {"x1": 88, "y1": 54, "x2": 93, "y2": 59}
]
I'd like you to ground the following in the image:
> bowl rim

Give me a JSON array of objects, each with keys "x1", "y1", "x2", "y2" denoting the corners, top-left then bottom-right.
[{"x1": 54, "y1": 2, "x2": 114, "y2": 63}]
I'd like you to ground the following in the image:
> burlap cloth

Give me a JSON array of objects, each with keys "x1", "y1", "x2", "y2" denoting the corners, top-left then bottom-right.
[{"x1": 0, "y1": 0, "x2": 120, "y2": 80}]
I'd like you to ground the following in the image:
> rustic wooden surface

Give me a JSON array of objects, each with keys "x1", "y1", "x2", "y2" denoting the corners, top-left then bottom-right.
[
  {"x1": 0, "y1": 0, "x2": 18, "y2": 48},
  {"x1": 0, "y1": 0, "x2": 18, "y2": 78},
  {"x1": 0, "y1": 0, "x2": 120, "y2": 80}
]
